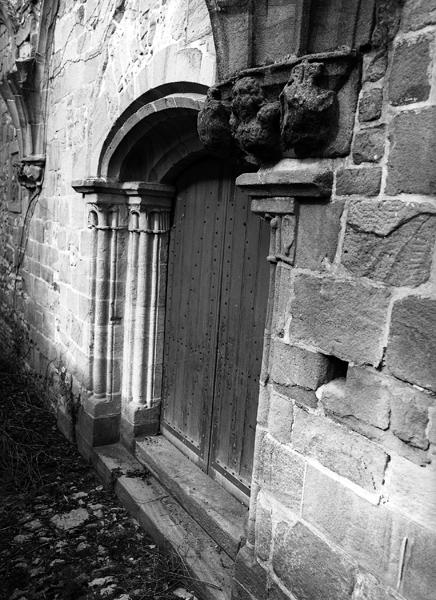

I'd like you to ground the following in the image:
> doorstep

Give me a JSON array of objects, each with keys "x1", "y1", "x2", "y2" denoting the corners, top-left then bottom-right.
[
  {"x1": 90, "y1": 442, "x2": 234, "y2": 600},
  {"x1": 135, "y1": 436, "x2": 248, "y2": 560}
]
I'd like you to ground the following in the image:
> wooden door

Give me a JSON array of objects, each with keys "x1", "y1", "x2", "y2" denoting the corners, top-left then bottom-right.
[{"x1": 161, "y1": 158, "x2": 270, "y2": 499}]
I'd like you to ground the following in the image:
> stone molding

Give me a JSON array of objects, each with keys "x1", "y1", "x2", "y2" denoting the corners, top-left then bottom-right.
[
  {"x1": 72, "y1": 180, "x2": 174, "y2": 444},
  {"x1": 198, "y1": 50, "x2": 360, "y2": 165}
]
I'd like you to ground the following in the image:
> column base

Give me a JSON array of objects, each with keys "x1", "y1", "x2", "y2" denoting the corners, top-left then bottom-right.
[
  {"x1": 121, "y1": 403, "x2": 161, "y2": 448},
  {"x1": 75, "y1": 407, "x2": 120, "y2": 460}
]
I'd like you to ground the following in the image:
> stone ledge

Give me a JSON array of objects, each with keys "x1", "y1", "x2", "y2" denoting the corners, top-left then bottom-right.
[
  {"x1": 135, "y1": 435, "x2": 248, "y2": 560},
  {"x1": 91, "y1": 442, "x2": 234, "y2": 600},
  {"x1": 236, "y1": 166, "x2": 333, "y2": 199}
]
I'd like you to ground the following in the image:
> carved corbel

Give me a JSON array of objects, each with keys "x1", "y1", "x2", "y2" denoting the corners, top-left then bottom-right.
[
  {"x1": 15, "y1": 155, "x2": 45, "y2": 191},
  {"x1": 198, "y1": 50, "x2": 359, "y2": 165},
  {"x1": 280, "y1": 61, "x2": 337, "y2": 157}
]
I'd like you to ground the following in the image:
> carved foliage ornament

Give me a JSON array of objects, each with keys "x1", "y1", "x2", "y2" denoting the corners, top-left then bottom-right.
[{"x1": 198, "y1": 58, "x2": 345, "y2": 165}]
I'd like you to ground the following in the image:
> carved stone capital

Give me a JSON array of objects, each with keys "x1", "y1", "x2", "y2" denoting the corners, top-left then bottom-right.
[{"x1": 198, "y1": 50, "x2": 359, "y2": 165}]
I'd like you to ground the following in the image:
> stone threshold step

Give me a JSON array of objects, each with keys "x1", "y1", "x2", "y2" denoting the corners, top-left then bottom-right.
[
  {"x1": 135, "y1": 436, "x2": 248, "y2": 560},
  {"x1": 92, "y1": 442, "x2": 233, "y2": 600}
]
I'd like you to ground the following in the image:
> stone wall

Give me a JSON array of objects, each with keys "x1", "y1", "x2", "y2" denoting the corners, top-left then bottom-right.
[
  {"x1": 0, "y1": 0, "x2": 215, "y2": 424},
  {"x1": 237, "y1": 2, "x2": 436, "y2": 600},
  {"x1": 0, "y1": 2, "x2": 435, "y2": 600}
]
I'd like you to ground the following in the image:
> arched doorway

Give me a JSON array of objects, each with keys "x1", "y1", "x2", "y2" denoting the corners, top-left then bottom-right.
[
  {"x1": 162, "y1": 157, "x2": 270, "y2": 498},
  {"x1": 90, "y1": 90, "x2": 271, "y2": 504}
]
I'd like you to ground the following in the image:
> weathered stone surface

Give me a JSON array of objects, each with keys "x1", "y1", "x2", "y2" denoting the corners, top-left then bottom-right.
[
  {"x1": 294, "y1": 200, "x2": 344, "y2": 270},
  {"x1": 352, "y1": 572, "x2": 398, "y2": 600},
  {"x1": 268, "y1": 389, "x2": 293, "y2": 444},
  {"x1": 353, "y1": 126, "x2": 385, "y2": 164},
  {"x1": 401, "y1": 520, "x2": 436, "y2": 600},
  {"x1": 292, "y1": 408, "x2": 389, "y2": 492},
  {"x1": 270, "y1": 340, "x2": 333, "y2": 390},
  {"x1": 385, "y1": 457, "x2": 436, "y2": 530},
  {"x1": 358, "y1": 88, "x2": 383, "y2": 122},
  {"x1": 288, "y1": 273, "x2": 391, "y2": 366},
  {"x1": 364, "y1": 51, "x2": 388, "y2": 82},
  {"x1": 272, "y1": 520, "x2": 355, "y2": 600},
  {"x1": 258, "y1": 434, "x2": 305, "y2": 511},
  {"x1": 389, "y1": 36, "x2": 431, "y2": 105},
  {"x1": 390, "y1": 382, "x2": 432, "y2": 449},
  {"x1": 302, "y1": 465, "x2": 403, "y2": 586},
  {"x1": 401, "y1": 0, "x2": 436, "y2": 32},
  {"x1": 342, "y1": 198, "x2": 436, "y2": 287},
  {"x1": 267, "y1": 580, "x2": 292, "y2": 600},
  {"x1": 234, "y1": 546, "x2": 268, "y2": 600},
  {"x1": 319, "y1": 367, "x2": 390, "y2": 430},
  {"x1": 386, "y1": 296, "x2": 436, "y2": 392},
  {"x1": 336, "y1": 167, "x2": 382, "y2": 197},
  {"x1": 255, "y1": 496, "x2": 272, "y2": 562},
  {"x1": 386, "y1": 108, "x2": 436, "y2": 195}
]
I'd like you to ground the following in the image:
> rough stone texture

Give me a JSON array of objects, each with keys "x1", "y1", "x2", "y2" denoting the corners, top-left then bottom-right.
[
  {"x1": 292, "y1": 408, "x2": 389, "y2": 493},
  {"x1": 386, "y1": 108, "x2": 436, "y2": 195},
  {"x1": 364, "y1": 51, "x2": 388, "y2": 83},
  {"x1": 302, "y1": 465, "x2": 403, "y2": 586},
  {"x1": 268, "y1": 389, "x2": 293, "y2": 444},
  {"x1": 401, "y1": 520, "x2": 436, "y2": 600},
  {"x1": 401, "y1": 0, "x2": 436, "y2": 32},
  {"x1": 319, "y1": 367, "x2": 390, "y2": 430},
  {"x1": 352, "y1": 126, "x2": 385, "y2": 164},
  {"x1": 336, "y1": 167, "x2": 382, "y2": 196},
  {"x1": 272, "y1": 520, "x2": 355, "y2": 600},
  {"x1": 342, "y1": 198, "x2": 436, "y2": 287},
  {"x1": 386, "y1": 296, "x2": 436, "y2": 392},
  {"x1": 385, "y1": 457, "x2": 436, "y2": 531},
  {"x1": 233, "y1": 546, "x2": 268, "y2": 600},
  {"x1": 255, "y1": 496, "x2": 272, "y2": 562},
  {"x1": 352, "y1": 572, "x2": 398, "y2": 600},
  {"x1": 389, "y1": 36, "x2": 431, "y2": 105},
  {"x1": 258, "y1": 434, "x2": 305, "y2": 512},
  {"x1": 390, "y1": 382, "x2": 432, "y2": 449},
  {"x1": 294, "y1": 200, "x2": 344, "y2": 270},
  {"x1": 288, "y1": 273, "x2": 391, "y2": 366},
  {"x1": 270, "y1": 340, "x2": 333, "y2": 391},
  {"x1": 358, "y1": 88, "x2": 383, "y2": 122}
]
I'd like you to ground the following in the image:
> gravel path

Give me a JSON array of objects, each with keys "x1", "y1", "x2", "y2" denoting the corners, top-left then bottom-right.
[{"x1": 0, "y1": 370, "x2": 197, "y2": 600}]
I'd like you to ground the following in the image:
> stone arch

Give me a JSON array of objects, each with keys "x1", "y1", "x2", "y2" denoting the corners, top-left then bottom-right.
[{"x1": 98, "y1": 85, "x2": 208, "y2": 182}]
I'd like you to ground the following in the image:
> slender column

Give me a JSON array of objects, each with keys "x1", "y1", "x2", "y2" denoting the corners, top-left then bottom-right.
[{"x1": 121, "y1": 191, "x2": 173, "y2": 441}]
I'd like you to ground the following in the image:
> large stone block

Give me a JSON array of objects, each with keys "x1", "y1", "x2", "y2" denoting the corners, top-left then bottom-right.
[
  {"x1": 386, "y1": 108, "x2": 436, "y2": 195},
  {"x1": 401, "y1": 0, "x2": 436, "y2": 31},
  {"x1": 385, "y1": 456, "x2": 436, "y2": 531},
  {"x1": 270, "y1": 340, "x2": 333, "y2": 390},
  {"x1": 358, "y1": 88, "x2": 383, "y2": 122},
  {"x1": 255, "y1": 495, "x2": 272, "y2": 562},
  {"x1": 342, "y1": 199, "x2": 436, "y2": 287},
  {"x1": 268, "y1": 389, "x2": 293, "y2": 444},
  {"x1": 292, "y1": 408, "x2": 389, "y2": 492},
  {"x1": 288, "y1": 273, "x2": 391, "y2": 366},
  {"x1": 272, "y1": 520, "x2": 355, "y2": 600},
  {"x1": 401, "y1": 520, "x2": 436, "y2": 600},
  {"x1": 352, "y1": 126, "x2": 385, "y2": 164},
  {"x1": 302, "y1": 464, "x2": 404, "y2": 586},
  {"x1": 319, "y1": 366, "x2": 390, "y2": 430},
  {"x1": 390, "y1": 381, "x2": 432, "y2": 449},
  {"x1": 386, "y1": 296, "x2": 436, "y2": 392},
  {"x1": 335, "y1": 167, "x2": 382, "y2": 197},
  {"x1": 389, "y1": 36, "x2": 431, "y2": 105},
  {"x1": 294, "y1": 201, "x2": 344, "y2": 270},
  {"x1": 258, "y1": 434, "x2": 305, "y2": 511}
]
